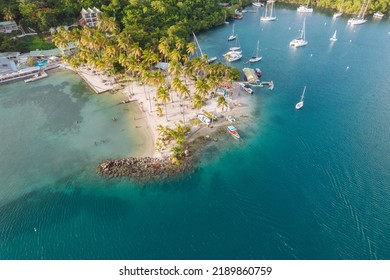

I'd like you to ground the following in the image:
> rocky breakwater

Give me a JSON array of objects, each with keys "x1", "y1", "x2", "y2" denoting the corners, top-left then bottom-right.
[
  {"x1": 97, "y1": 126, "x2": 227, "y2": 182},
  {"x1": 97, "y1": 155, "x2": 196, "y2": 182}
]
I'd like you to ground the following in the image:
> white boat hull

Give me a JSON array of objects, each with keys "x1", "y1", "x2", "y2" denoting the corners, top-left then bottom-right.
[
  {"x1": 333, "y1": 12, "x2": 342, "y2": 18},
  {"x1": 260, "y1": 16, "x2": 277, "y2": 21},
  {"x1": 295, "y1": 101, "x2": 304, "y2": 110},
  {"x1": 290, "y1": 39, "x2": 308, "y2": 48},
  {"x1": 297, "y1": 6, "x2": 313, "y2": 13},
  {"x1": 249, "y1": 56, "x2": 262, "y2": 63},
  {"x1": 348, "y1": 18, "x2": 367, "y2": 25},
  {"x1": 198, "y1": 114, "x2": 211, "y2": 125}
]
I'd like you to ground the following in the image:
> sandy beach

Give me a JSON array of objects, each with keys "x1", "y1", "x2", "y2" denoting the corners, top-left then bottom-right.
[{"x1": 73, "y1": 65, "x2": 259, "y2": 159}]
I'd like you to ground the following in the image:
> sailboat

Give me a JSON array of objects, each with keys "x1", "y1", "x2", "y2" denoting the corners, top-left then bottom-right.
[
  {"x1": 297, "y1": 0, "x2": 313, "y2": 13},
  {"x1": 290, "y1": 17, "x2": 308, "y2": 48},
  {"x1": 249, "y1": 40, "x2": 262, "y2": 63},
  {"x1": 295, "y1": 86, "x2": 306, "y2": 110},
  {"x1": 348, "y1": 0, "x2": 369, "y2": 25},
  {"x1": 260, "y1": 1, "x2": 277, "y2": 22},
  {"x1": 224, "y1": 10, "x2": 229, "y2": 24},
  {"x1": 228, "y1": 23, "x2": 237, "y2": 41},
  {"x1": 193, "y1": 32, "x2": 217, "y2": 63},
  {"x1": 333, "y1": 0, "x2": 344, "y2": 18},
  {"x1": 330, "y1": 30, "x2": 337, "y2": 42},
  {"x1": 229, "y1": 36, "x2": 241, "y2": 51},
  {"x1": 252, "y1": 0, "x2": 264, "y2": 7}
]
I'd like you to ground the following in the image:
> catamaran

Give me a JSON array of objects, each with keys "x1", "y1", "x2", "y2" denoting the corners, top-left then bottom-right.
[
  {"x1": 224, "y1": 51, "x2": 242, "y2": 62},
  {"x1": 260, "y1": 1, "x2": 277, "y2": 21},
  {"x1": 297, "y1": 0, "x2": 313, "y2": 13},
  {"x1": 249, "y1": 40, "x2": 262, "y2": 63},
  {"x1": 348, "y1": 0, "x2": 369, "y2": 25},
  {"x1": 193, "y1": 32, "x2": 217, "y2": 63},
  {"x1": 228, "y1": 23, "x2": 237, "y2": 41},
  {"x1": 290, "y1": 17, "x2": 308, "y2": 48},
  {"x1": 330, "y1": 30, "x2": 337, "y2": 42},
  {"x1": 227, "y1": 125, "x2": 241, "y2": 140},
  {"x1": 295, "y1": 86, "x2": 306, "y2": 110}
]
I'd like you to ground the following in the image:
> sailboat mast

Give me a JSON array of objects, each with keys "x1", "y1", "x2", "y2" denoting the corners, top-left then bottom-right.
[
  {"x1": 362, "y1": 0, "x2": 370, "y2": 17},
  {"x1": 193, "y1": 32, "x2": 204, "y2": 57},
  {"x1": 301, "y1": 86, "x2": 306, "y2": 101},
  {"x1": 256, "y1": 40, "x2": 259, "y2": 57}
]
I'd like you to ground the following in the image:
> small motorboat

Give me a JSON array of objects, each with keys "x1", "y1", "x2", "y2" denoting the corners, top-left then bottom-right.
[{"x1": 227, "y1": 125, "x2": 240, "y2": 139}]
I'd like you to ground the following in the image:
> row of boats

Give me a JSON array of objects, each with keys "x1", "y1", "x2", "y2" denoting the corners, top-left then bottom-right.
[
  {"x1": 252, "y1": 0, "x2": 384, "y2": 26},
  {"x1": 197, "y1": 112, "x2": 240, "y2": 140},
  {"x1": 258, "y1": 0, "x2": 384, "y2": 25}
]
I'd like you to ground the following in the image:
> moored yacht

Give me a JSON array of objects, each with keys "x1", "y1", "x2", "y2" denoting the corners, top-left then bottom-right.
[{"x1": 290, "y1": 18, "x2": 308, "y2": 48}]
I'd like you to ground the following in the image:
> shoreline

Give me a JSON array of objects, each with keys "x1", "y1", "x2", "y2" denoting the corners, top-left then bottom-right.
[{"x1": 66, "y1": 64, "x2": 259, "y2": 181}]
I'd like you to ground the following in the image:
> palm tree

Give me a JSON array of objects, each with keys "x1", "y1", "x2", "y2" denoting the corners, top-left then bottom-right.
[
  {"x1": 158, "y1": 37, "x2": 171, "y2": 62},
  {"x1": 169, "y1": 49, "x2": 182, "y2": 63},
  {"x1": 186, "y1": 42, "x2": 196, "y2": 58},
  {"x1": 97, "y1": 15, "x2": 118, "y2": 34},
  {"x1": 157, "y1": 86, "x2": 170, "y2": 121},
  {"x1": 217, "y1": 95, "x2": 229, "y2": 112},
  {"x1": 129, "y1": 43, "x2": 142, "y2": 59},
  {"x1": 195, "y1": 77, "x2": 210, "y2": 99},
  {"x1": 191, "y1": 94, "x2": 203, "y2": 110},
  {"x1": 3, "y1": 7, "x2": 15, "y2": 21},
  {"x1": 168, "y1": 61, "x2": 182, "y2": 79},
  {"x1": 117, "y1": 33, "x2": 131, "y2": 52}
]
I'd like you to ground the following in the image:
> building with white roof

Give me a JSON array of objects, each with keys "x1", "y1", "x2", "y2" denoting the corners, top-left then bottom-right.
[
  {"x1": 0, "y1": 21, "x2": 18, "y2": 33},
  {"x1": 80, "y1": 7, "x2": 102, "y2": 27}
]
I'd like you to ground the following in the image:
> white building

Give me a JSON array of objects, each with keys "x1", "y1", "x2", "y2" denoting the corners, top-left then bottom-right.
[
  {"x1": 0, "y1": 21, "x2": 18, "y2": 33},
  {"x1": 80, "y1": 7, "x2": 102, "y2": 27}
]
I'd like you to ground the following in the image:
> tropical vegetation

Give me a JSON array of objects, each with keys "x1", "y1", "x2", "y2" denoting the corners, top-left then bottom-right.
[{"x1": 277, "y1": 0, "x2": 390, "y2": 15}]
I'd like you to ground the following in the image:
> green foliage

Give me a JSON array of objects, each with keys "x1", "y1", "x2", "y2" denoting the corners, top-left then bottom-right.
[
  {"x1": 277, "y1": 0, "x2": 390, "y2": 15},
  {"x1": 0, "y1": 34, "x2": 55, "y2": 52}
]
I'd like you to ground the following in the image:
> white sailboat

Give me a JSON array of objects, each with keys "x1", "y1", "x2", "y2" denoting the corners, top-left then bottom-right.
[
  {"x1": 348, "y1": 0, "x2": 370, "y2": 25},
  {"x1": 228, "y1": 23, "x2": 237, "y2": 41},
  {"x1": 290, "y1": 17, "x2": 308, "y2": 48},
  {"x1": 260, "y1": 1, "x2": 277, "y2": 22},
  {"x1": 229, "y1": 36, "x2": 241, "y2": 51},
  {"x1": 330, "y1": 30, "x2": 337, "y2": 41},
  {"x1": 297, "y1": 0, "x2": 313, "y2": 13},
  {"x1": 295, "y1": 86, "x2": 306, "y2": 110},
  {"x1": 333, "y1": 0, "x2": 344, "y2": 18},
  {"x1": 249, "y1": 40, "x2": 262, "y2": 63},
  {"x1": 193, "y1": 32, "x2": 217, "y2": 63},
  {"x1": 252, "y1": 0, "x2": 264, "y2": 7}
]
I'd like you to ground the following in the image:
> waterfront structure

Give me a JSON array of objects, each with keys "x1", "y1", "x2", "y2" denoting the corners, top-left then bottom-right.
[
  {"x1": 0, "y1": 21, "x2": 18, "y2": 34},
  {"x1": 79, "y1": 7, "x2": 102, "y2": 27}
]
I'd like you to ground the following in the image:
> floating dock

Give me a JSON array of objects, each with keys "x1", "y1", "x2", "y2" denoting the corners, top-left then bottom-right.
[{"x1": 242, "y1": 67, "x2": 259, "y2": 83}]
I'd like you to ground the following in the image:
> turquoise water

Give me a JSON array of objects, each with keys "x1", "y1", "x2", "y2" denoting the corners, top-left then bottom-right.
[{"x1": 1, "y1": 7, "x2": 390, "y2": 259}]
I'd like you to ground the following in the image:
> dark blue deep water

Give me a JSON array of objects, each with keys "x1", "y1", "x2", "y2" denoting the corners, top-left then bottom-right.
[{"x1": 1, "y1": 7, "x2": 390, "y2": 259}]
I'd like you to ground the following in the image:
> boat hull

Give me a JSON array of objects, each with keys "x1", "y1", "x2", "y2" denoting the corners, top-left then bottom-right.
[
  {"x1": 290, "y1": 40, "x2": 308, "y2": 48},
  {"x1": 295, "y1": 101, "x2": 304, "y2": 110},
  {"x1": 260, "y1": 17, "x2": 277, "y2": 21},
  {"x1": 227, "y1": 125, "x2": 240, "y2": 139},
  {"x1": 198, "y1": 114, "x2": 211, "y2": 125}
]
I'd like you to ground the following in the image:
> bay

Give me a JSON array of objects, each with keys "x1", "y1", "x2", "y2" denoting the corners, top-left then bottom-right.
[{"x1": 1, "y1": 7, "x2": 390, "y2": 259}]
